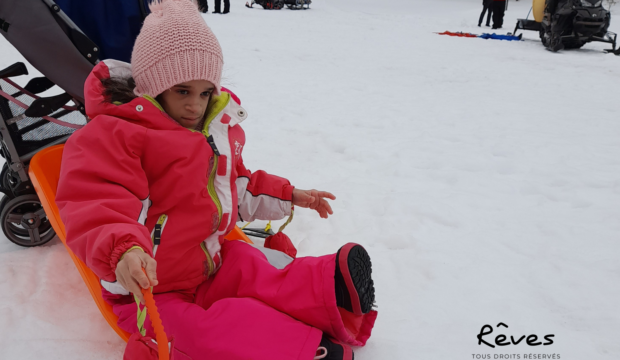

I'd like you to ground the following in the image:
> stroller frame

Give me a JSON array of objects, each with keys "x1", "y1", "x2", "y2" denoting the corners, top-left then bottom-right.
[
  {"x1": 0, "y1": 0, "x2": 95, "y2": 246},
  {"x1": 0, "y1": 63, "x2": 88, "y2": 246}
]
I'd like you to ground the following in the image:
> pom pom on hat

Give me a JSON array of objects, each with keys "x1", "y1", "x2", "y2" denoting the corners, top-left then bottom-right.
[{"x1": 132, "y1": 0, "x2": 224, "y2": 97}]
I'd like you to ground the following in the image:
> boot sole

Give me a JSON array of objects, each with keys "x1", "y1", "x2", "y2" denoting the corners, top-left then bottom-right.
[{"x1": 337, "y1": 243, "x2": 375, "y2": 315}]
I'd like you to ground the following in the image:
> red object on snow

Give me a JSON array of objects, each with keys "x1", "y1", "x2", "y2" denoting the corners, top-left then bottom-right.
[
  {"x1": 437, "y1": 31, "x2": 478, "y2": 38},
  {"x1": 264, "y1": 232, "x2": 297, "y2": 258}
]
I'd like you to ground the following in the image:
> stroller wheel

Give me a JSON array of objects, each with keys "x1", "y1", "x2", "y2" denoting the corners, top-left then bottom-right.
[
  {"x1": 0, "y1": 196, "x2": 28, "y2": 236},
  {"x1": 1, "y1": 194, "x2": 55, "y2": 247},
  {"x1": 0, "y1": 163, "x2": 14, "y2": 196}
]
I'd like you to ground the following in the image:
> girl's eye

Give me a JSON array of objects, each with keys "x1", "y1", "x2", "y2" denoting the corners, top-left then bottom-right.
[
  {"x1": 201, "y1": 91, "x2": 212, "y2": 97},
  {"x1": 177, "y1": 90, "x2": 189, "y2": 95}
]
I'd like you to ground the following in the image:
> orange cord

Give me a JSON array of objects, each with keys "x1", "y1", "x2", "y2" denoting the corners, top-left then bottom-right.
[{"x1": 141, "y1": 270, "x2": 169, "y2": 360}]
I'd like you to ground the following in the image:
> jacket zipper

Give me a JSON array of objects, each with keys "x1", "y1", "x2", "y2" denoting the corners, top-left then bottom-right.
[
  {"x1": 142, "y1": 94, "x2": 226, "y2": 232},
  {"x1": 202, "y1": 130, "x2": 223, "y2": 229},
  {"x1": 141, "y1": 94, "x2": 229, "y2": 278},
  {"x1": 151, "y1": 214, "x2": 168, "y2": 257},
  {"x1": 200, "y1": 114, "x2": 224, "y2": 278}
]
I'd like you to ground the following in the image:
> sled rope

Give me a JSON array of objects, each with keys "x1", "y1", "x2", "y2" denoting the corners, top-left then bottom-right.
[
  {"x1": 141, "y1": 269, "x2": 170, "y2": 360},
  {"x1": 278, "y1": 208, "x2": 294, "y2": 233},
  {"x1": 239, "y1": 206, "x2": 294, "y2": 234},
  {"x1": 134, "y1": 295, "x2": 148, "y2": 336}
]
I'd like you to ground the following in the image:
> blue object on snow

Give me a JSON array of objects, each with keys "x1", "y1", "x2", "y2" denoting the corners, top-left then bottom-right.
[
  {"x1": 479, "y1": 33, "x2": 522, "y2": 41},
  {"x1": 55, "y1": 0, "x2": 149, "y2": 63}
]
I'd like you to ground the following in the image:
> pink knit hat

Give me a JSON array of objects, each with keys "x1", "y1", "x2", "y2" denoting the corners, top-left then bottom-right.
[{"x1": 131, "y1": 0, "x2": 224, "y2": 97}]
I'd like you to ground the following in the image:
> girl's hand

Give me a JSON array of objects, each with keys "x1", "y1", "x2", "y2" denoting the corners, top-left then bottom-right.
[
  {"x1": 292, "y1": 188, "x2": 336, "y2": 219},
  {"x1": 115, "y1": 248, "x2": 158, "y2": 304}
]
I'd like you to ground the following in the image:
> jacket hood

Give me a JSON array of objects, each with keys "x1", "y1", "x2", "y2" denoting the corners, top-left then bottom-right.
[{"x1": 84, "y1": 60, "x2": 238, "y2": 131}]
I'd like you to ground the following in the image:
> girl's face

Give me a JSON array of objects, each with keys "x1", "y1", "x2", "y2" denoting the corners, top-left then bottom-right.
[{"x1": 158, "y1": 80, "x2": 215, "y2": 130}]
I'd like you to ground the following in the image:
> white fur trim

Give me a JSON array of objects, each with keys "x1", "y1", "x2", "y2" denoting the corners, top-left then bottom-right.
[{"x1": 102, "y1": 59, "x2": 132, "y2": 79}]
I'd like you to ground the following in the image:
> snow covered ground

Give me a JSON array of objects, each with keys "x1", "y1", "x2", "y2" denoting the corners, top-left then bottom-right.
[{"x1": 1, "y1": 0, "x2": 620, "y2": 359}]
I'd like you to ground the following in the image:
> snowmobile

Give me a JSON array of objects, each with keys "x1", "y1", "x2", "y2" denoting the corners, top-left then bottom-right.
[
  {"x1": 245, "y1": 0, "x2": 311, "y2": 10},
  {"x1": 541, "y1": 0, "x2": 614, "y2": 51},
  {"x1": 512, "y1": 0, "x2": 617, "y2": 52}
]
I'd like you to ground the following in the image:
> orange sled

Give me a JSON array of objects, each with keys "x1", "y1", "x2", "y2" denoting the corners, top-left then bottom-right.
[{"x1": 28, "y1": 144, "x2": 252, "y2": 342}]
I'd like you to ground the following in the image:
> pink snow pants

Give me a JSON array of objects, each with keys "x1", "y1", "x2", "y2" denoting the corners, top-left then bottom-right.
[{"x1": 108, "y1": 240, "x2": 378, "y2": 360}]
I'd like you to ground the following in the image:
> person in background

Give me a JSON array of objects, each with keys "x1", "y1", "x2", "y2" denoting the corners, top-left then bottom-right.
[
  {"x1": 492, "y1": 0, "x2": 507, "y2": 29},
  {"x1": 54, "y1": 0, "x2": 147, "y2": 63},
  {"x1": 197, "y1": 0, "x2": 208, "y2": 12},
  {"x1": 478, "y1": 0, "x2": 493, "y2": 27},
  {"x1": 213, "y1": 0, "x2": 230, "y2": 13}
]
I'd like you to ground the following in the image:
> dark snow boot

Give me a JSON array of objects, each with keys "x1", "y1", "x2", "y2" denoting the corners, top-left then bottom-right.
[
  {"x1": 335, "y1": 243, "x2": 375, "y2": 315},
  {"x1": 314, "y1": 334, "x2": 354, "y2": 360}
]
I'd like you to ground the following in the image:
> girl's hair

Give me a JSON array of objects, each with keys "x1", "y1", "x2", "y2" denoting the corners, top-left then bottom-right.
[{"x1": 100, "y1": 77, "x2": 138, "y2": 104}]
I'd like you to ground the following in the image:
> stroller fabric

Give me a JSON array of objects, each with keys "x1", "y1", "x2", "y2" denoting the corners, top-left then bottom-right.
[{"x1": 0, "y1": 0, "x2": 94, "y2": 101}]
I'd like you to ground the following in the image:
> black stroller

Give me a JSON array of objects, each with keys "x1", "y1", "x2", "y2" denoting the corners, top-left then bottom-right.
[{"x1": 0, "y1": 0, "x2": 100, "y2": 246}]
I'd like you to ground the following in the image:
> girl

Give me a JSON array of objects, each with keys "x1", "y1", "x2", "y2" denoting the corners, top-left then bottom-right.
[{"x1": 56, "y1": 0, "x2": 377, "y2": 359}]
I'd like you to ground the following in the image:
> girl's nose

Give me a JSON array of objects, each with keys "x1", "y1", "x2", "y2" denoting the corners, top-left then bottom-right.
[{"x1": 186, "y1": 102, "x2": 202, "y2": 114}]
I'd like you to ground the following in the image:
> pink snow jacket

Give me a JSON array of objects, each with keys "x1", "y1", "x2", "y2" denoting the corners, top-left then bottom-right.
[{"x1": 57, "y1": 60, "x2": 294, "y2": 294}]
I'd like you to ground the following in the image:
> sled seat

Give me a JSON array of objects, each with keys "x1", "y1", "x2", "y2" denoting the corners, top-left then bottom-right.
[{"x1": 28, "y1": 144, "x2": 252, "y2": 342}]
